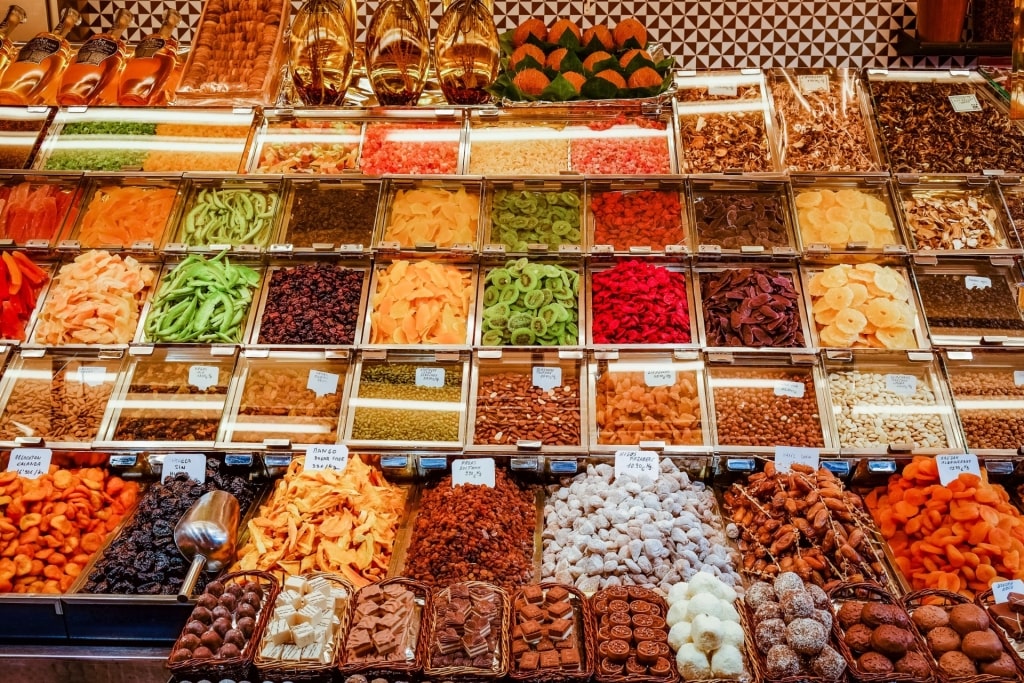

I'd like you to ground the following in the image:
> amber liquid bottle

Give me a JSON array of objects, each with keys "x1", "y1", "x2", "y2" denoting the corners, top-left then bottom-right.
[
  {"x1": 290, "y1": 0, "x2": 356, "y2": 105},
  {"x1": 0, "y1": 7, "x2": 80, "y2": 105},
  {"x1": 58, "y1": 9, "x2": 133, "y2": 105},
  {"x1": 365, "y1": 0, "x2": 430, "y2": 105},
  {"x1": 117, "y1": 9, "x2": 181, "y2": 106},
  {"x1": 0, "y1": 5, "x2": 28, "y2": 79},
  {"x1": 434, "y1": 0, "x2": 498, "y2": 104}
]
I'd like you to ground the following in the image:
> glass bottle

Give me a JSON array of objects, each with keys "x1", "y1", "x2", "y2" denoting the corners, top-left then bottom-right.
[
  {"x1": 118, "y1": 9, "x2": 181, "y2": 106},
  {"x1": 289, "y1": 0, "x2": 356, "y2": 105},
  {"x1": 0, "y1": 7, "x2": 80, "y2": 105},
  {"x1": 58, "y1": 8, "x2": 133, "y2": 106},
  {"x1": 365, "y1": 0, "x2": 430, "y2": 105},
  {"x1": 442, "y1": 0, "x2": 491, "y2": 10},
  {"x1": 0, "y1": 5, "x2": 28, "y2": 79},
  {"x1": 434, "y1": 0, "x2": 498, "y2": 104}
]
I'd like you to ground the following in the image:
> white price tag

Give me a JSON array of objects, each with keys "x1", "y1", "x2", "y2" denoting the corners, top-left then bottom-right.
[
  {"x1": 304, "y1": 444, "x2": 348, "y2": 472},
  {"x1": 532, "y1": 366, "x2": 562, "y2": 391},
  {"x1": 644, "y1": 369, "x2": 675, "y2": 387},
  {"x1": 798, "y1": 74, "x2": 830, "y2": 93},
  {"x1": 965, "y1": 276, "x2": 992, "y2": 290},
  {"x1": 161, "y1": 454, "x2": 206, "y2": 484},
  {"x1": 188, "y1": 365, "x2": 219, "y2": 391},
  {"x1": 885, "y1": 374, "x2": 918, "y2": 396},
  {"x1": 79, "y1": 366, "x2": 106, "y2": 387},
  {"x1": 948, "y1": 93, "x2": 983, "y2": 113},
  {"x1": 707, "y1": 83, "x2": 738, "y2": 97},
  {"x1": 615, "y1": 450, "x2": 660, "y2": 480},
  {"x1": 1014, "y1": 370, "x2": 1024, "y2": 387},
  {"x1": 774, "y1": 381, "x2": 805, "y2": 398},
  {"x1": 7, "y1": 448, "x2": 52, "y2": 479},
  {"x1": 774, "y1": 446, "x2": 820, "y2": 473},
  {"x1": 936, "y1": 453, "x2": 981, "y2": 486},
  {"x1": 415, "y1": 367, "x2": 445, "y2": 388},
  {"x1": 452, "y1": 458, "x2": 495, "y2": 487},
  {"x1": 307, "y1": 369, "x2": 340, "y2": 397},
  {"x1": 992, "y1": 579, "x2": 1024, "y2": 604}
]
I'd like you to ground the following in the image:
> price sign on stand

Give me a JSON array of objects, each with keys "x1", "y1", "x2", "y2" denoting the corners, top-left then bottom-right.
[
  {"x1": 307, "y1": 370, "x2": 339, "y2": 397},
  {"x1": 774, "y1": 381, "x2": 805, "y2": 398},
  {"x1": 7, "y1": 448, "x2": 52, "y2": 479},
  {"x1": 615, "y1": 450, "x2": 659, "y2": 480},
  {"x1": 188, "y1": 365, "x2": 219, "y2": 390},
  {"x1": 644, "y1": 369, "x2": 675, "y2": 387},
  {"x1": 304, "y1": 444, "x2": 348, "y2": 472},
  {"x1": 774, "y1": 447, "x2": 820, "y2": 473},
  {"x1": 416, "y1": 367, "x2": 445, "y2": 388},
  {"x1": 936, "y1": 454, "x2": 981, "y2": 486},
  {"x1": 532, "y1": 367, "x2": 562, "y2": 391},
  {"x1": 162, "y1": 454, "x2": 206, "y2": 484},
  {"x1": 453, "y1": 458, "x2": 495, "y2": 487},
  {"x1": 992, "y1": 579, "x2": 1024, "y2": 604}
]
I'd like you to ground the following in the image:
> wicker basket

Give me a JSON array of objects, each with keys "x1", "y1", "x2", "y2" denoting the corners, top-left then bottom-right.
[
  {"x1": 167, "y1": 570, "x2": 280, "y2": 683},
  {"x1": 508, "y1": 582, "x2": 596, "y2": 683},
  {"x1": 337, "y1": 577, "x2": 433, "y2": 680},
  {"x1": 828, "y1": 581, "x2": 935, "y2": 683},
  {"x1": 902, "y1": 588, "x2": 1020, "y2": 683},
  {"x1": 253, "y1": 572, "x2": 355, "y2": 683},
  {"x1": 974, "y1": 589, "x2": 1024, "y2": 679},
  {"x1": 743, "y1": 592, "x2": 845, "y2": 683},
  {"x1": 424, "y1": 580, "x2": 511, "y2": 680},
  {"x1": 590, "y1": 585, "x2": 680, "y2": 683}
]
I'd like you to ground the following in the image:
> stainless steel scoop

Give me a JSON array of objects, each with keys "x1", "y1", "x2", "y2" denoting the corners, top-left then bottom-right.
[{"x1": 174, "y1": 490, "x2": 240, "y2": 602}]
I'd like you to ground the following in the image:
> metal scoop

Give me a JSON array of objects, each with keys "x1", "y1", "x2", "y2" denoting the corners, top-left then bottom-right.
[{"x1": 174, "y1": 490, "x2": 240, "y2": 602}]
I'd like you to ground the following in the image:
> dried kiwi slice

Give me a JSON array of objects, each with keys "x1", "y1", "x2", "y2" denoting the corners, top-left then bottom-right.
[
  {"x1": 481, "y1": 330, "x2": 504, "y2": 346},
  {"x1": 509, "y1": 327, "x2": 536, "y2": 345}
]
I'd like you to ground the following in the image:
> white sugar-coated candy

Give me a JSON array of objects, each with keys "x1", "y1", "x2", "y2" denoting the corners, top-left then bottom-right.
[
  {"x1": 667, "y1": 582, "x2": 689, "y2": 605},
  {"x1": 667, "y1": 600, "x2": 689, "y2": 626},
  {"x1": 691, "y1": 613, "x2": 723, "y2": 653},
  {"x1": 687, "y1": 593, "x2": 723, "y2": 620},
  {"x1": 711, "y1": 644, "x2": 745, "y2": 678},
  {"x1": 720, "y1": 619, "x2": 745, "y2": 648},
  {"x1": 675, "y1": 643, "x2": 711, "y2": 680},
  {"x1": 720, "y1": 600, "x2": 740, "y2": 623},
  {"x1": 688, "y1": 572, "x2": 737, "y2": 603},
  {"x1": 668, "y1": 620, "x2": 692, "y2": 650}
]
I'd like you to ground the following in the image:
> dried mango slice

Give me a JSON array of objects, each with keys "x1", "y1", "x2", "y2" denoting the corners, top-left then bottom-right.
[
  {"x1": 369, "y1": 260, "x2": 472, "y2": 345},
  {"x1": 383, "y1": 186, "x2": 479, "y2": 247}
]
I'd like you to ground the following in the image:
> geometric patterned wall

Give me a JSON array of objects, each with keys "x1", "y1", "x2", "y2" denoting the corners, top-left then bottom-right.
[{"x1": 65, "y1": 0, "x2": 978, "y2": 70}]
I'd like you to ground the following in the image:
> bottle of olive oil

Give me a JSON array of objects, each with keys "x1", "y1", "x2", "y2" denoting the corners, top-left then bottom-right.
[
  {"x1": 434, "y1": 0, "x2": 498, "y2": 104},
  {"x1": 365, "y1": 0, "x2": 430, "y2": 105}
]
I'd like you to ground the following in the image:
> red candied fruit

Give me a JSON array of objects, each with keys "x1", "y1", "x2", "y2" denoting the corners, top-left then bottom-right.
[
  {"x1": 591, "y1": 260, "x2": 691, "y2": 344},
  {"x1": 359, "y1": 122, "x2": 460, "y2": 175},
  {"x1": 571, "y1": 114, "x2": 671, "y2": 174},
  {"x1": 590, "y1": 189, "x2": 684, "y2": 250}
]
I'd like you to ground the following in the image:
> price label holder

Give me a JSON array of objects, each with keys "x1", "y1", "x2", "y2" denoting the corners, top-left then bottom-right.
[
  {"x1": 707, "y1": 83, "x2": 738, "y2": 97},
  {"x1": 615, "y1": 450, "x2": 659, "y2": 480},
  {"x1": 936, "y1": 453, "x2": 981, "y2": 486},
  {"x1": 189, "y1": 365, "x2": 219, "y2": 391},
  {"x1": 7, "y1": 448, "x2": 52, "y2": 479},
  {"x1": 798, "y1": 74, "x2": 830, "y2": 93},
  {"x1": 453, "y1": 458, "x2": 495, "y2": 487},
  {"x1": 948, "y1": 94, "x2": 983, "y2": 113},
  {"x1": 992, "y1": 579, "x2": 1024, "y2": 604},
  {"x1": 885, "y1": 374, "x2": 917, "y2": 396},
  {"x1": 644, "y1": 369, "x2": 675, "y2": 387},
  {"x1": 79, "y1": 366, "x2": 106, "y2": 387},
  {"x1": 532, "y1": 366, "x2": 562, "y2": 391},
  {"x1": 304, "y1": 444, "x2": 348, "y2": 472},
  {"x1": 774, "y1": 446, "x2": 820, "y2": 473},
  {"x1": 307, "y1": 369, "x2": 340, "y2": 397},
  {"x1": 161, "y1": 454, "x2": 206, "y2": 484},
  {"x1": 416, "y1": 367, "x2": 445, "y2": 388},
  {"x1": 774, "y1": 381, "x2": 805, "y2": 398},
  {"x1": 965, "y1": 276, "x2": 992, "y2": 290}
]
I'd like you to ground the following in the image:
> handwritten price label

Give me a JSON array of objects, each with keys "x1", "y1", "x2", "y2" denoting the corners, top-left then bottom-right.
[
  {"x1": 948, "y1": 93, "x2": 982, "y2": 113},
  {"x1": 774, "y1": 381, "x2": 805, "y2": 398},
  {"x1": 79, "y1": 366, "x2": 106, "y2": 387},
  {"x1": 885, "y1": 374, "x2": 918, "y2": 396},
  {"x1": 532, "y1": 366, "x2": 562, "y2": 391},
  {"x1": 965, "y1": 276, "x2": 992, "y2": 290},
  {"x1": 452, "y1": 458, "x2": 495, "y2": 487},
  {"x1": 161, "y1": 454, "x2": 206, "y2": 484},
  {"x1": 304, "y1": 444, "x2": 348, "y2": 472},
  {"x1": 415, "y1": 367, "x2": 445, "y2": 388},
  {"x1": 936, "y1": 453, "x2": 981, "y2": 486},
  {"x1": 774, "y1": 446, "x2": 820, "y2": 474},
  {"x1": 307, "y1": 370, "x2": 339, "y2": 397},
  {"x1": 644, "y1": 369, "x2": 675, "y2": 387},
  {"x1": 7, "y1": 448, "x2": 52, "y2": 479},
  {"x1": 188, "y1": 365, "x2": 219, "y2": 391},
  {"x1": 992, "y1": 579, "x2": 1024, "y2": 604},
  {"x1": 615, "y1": 450, "x2": 659, "y2": 481},
  {"x1": 707, "y1": 83, "x2": 738, "y2": 97},
  {"x1": 798, "y1": 74, "x2": 830, "y2": 93}
]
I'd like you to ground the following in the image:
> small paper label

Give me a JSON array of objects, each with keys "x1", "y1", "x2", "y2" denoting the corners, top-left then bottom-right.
[
  {"x1": 108, "y1": 454, "x2": 137, "y2": 468},
  {"x1": 948, "y1": 93, "x2": 983, "y2": 113},
  {"x1": 615, "y1": 450, "x2": 660, "y2": 480},
  {"x1": 707, "y1": 83, "x2": 738, "y2": 97},
  {"x1": 1014, "y1": 370, "x2": 1024, "y2": 386},
  {"x1": 774, "y1": 446, "x2": 820, "y2": 473},
  {"x1": 304, "y1": 444, "x2": 349, "y2": 472},
  {"x1": 532, "y1": 366, "x2": 562, "y2": 391},
  {"x1": 188, "y1": 365, "x2": 219, "y2": 391},
  {"x1": 774, "y1": 381, "x2": 805, "y2": 398},
  {"x1": 307, "y1": 370, "x2": 340, "y2": 397},
  {"x1": 415, "y1": 367, "x2": 445, "y2": 388},
  {"x1": 798, "y1": 74, "x2": 830, "y2": 93},
  {"x1": 992, "y1": 579, "x2": 1024, "y2": 604},
  {"x1": 7, "y1": 448, "x2": 52, "y2": 479},
  {"x1": 644, "y1": 369, "x2": 675, "y2": 387},
  {"x1": 161, "y1": 454, "x2": 206, "y2": 484},
  {"x1": 452, "y1": 458, "x2": 495, "y2": 487},
  {"x1": 965, "y1": 276, "x2": 992, "y2": 290},
  {"x1": 79, "y1": 366, "x2": 106, "y2": 387},
  {"x1": 936, "y1": 453, "x2": 981, "y2": 486},
  {"x1": 885, "y1": 374, "x2": 918, "y2": 396}
]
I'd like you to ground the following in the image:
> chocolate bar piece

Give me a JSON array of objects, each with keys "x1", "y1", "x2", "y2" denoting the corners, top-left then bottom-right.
[
  {"x1": 549, "y1": 618, "x2": 573, "y2": 641},
  {"x1": 520, "y1": 651, "x2": 540, "y2": 670},
  {"x1": 548, "y1": 600, "x2": 573, "y2": 620},
  {"x1": 539, "y1": 650, "x2": 560, "y2": 669},
  {"x1": 545, "y1": 585, "x2": 570, "y2": 605},
  {"x1": 560, "y1": 648, "x2": 581, "y2": 669},
  {"x1": 522, "y1": 585, "x2": 544, "y2": 605}
]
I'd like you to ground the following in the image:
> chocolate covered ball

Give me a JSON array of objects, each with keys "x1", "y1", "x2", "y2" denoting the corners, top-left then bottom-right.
[
  {"x1": 218, "y1": 593, "x2": 237, "y2": 612},
  {"x1": 211, "y1": 617, "x2": 232, "y2": 636},
  {"x1": 755, "y1": 618, "x2": 788, "y2": 654},
  {"x1": 774, "y1": 572, "x2": 805, "y2": 600},
  {"x1": 895, "y1": 651, "x2": 932, "y2": 678},
  {"x1": 787, "y1": 617, "x2": 828, "y2": 656},
  {"x1": 837, "y1": 601, "x2": 866, "y2": 629},
  {"x1": 871, "y1": 624, "x2": 914, "y2": 658},
  {"x1": 766, "y1": 644, "x2": 802, "y2": 678},
  {"x1": 980, "y1": 652, "x2": 1019, "y2": 677},
  {"x1": 200, "y1": 630, "x2": 222, "y2": 650},
  {"x1": 962, "y1": 629, "x2": 1003, "y2": 662},
  {"x1": 192, "y1": 646, "x2": 214, "y2": 660},
  {"x1": 782, "y1": 591, "x2": 815, "y2": 621},
  {"x1": 179, "y1": 633, "x2": 201, "y2": 651},
  {"x1": 235, "y1": 603, "x2": 256, "y2": 621},
  {"x1": 226, "y1": 583, "x2": 244, "y2": 598},
  {"x1": 211, "y1": 605, "x2": 232, "y2": 622},
  {"x1": 243, "y1": 580, "x2": 262, "y2": 598},
  {"x1": 190, "y1": 606, "x2": 213, "y2": 624},
  {"x1": 811, "y1": 645, "x2": 846, "y2": 679},
  {"x1": 236, "y1": 616, "x2": 255, "y2": 638},
  {"x1": 242, "y1": 591, "x2": 261, "y2": 608},
  {"x1": 197, "y1": 593, "x2": 218, "y2": 610},
  {"x1": 939, "y1": 650, "x2": 977, "y2": 678},
  {"x1": 927, "y1": 626, "x2": 961, "y2": 654},
  {"x1": 862, "y1": 603, "x2": 909, "y2": 628},
  {"x1": 184, "y1": 620, "x2": 207, "y2": 637},
  {"x1": 807, "y1": 584, "x2": 830, "y2": 610},
  {"x1": 744, "y1": 582, "x2": 777, "y2": 610},
  {"x1": 812, "y1": 608, "x2": 833, "y2": 632},
  {"x1": 754, "y1": 600, "x2": 783, "y2": 623},
  {"x1": 949, "y1": 603, "x2": 988, "y2": 635},
  {"x1": 845, "y1": 623, "x2": 874, "y2": 653},
  {"x1": 218, "y1": 643, "x2": 241, "y2": 659},
  {"x1": 223, "y1": 629, "x2": 246, "y2": 648},
  {"x1": 858, "y1": 652, "x2": 893, "y2": 674},
  {"x1": 205, "y1": 581, "x2": 224, "y2": 597},
  {"x1": 913, "y1": 604, "x2": 949, "y2": 631},
  {"x1": 169, "y1": 648, "x2": 192, "y2": 663}
]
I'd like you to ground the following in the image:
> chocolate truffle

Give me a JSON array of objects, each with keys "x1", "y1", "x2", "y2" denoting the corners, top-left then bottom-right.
[
  {"x1": 812, "y1": 608, "x2": 833, "y2": 632},
  {"x1": 862, "y1": 603, "x2": 909, "y2": 628},
  {"x1": 782, "y1": 591, "x2": 814, "y2": 621},
  {"x1": 184, "y1": 620, "x2": 206, "y2": 637},
  {"x1": 845, "y1": 623, "x2": 874, "y2": 653},
  {"x1": 962, "y1": 629, "x2": 1003, "y2": 662},
  {"x1": 980, "y1": 652, "x2": 1019, "y2": 677},
  {"x1": 812, "y1": 645, "x2": 846, "y2": 679},
  {"x1": 169, "y1": 648, "x2": 192, "y2": 663},
  {"x1": 938, "y1": 650, "x2": 977, "y2": 678},
  {"x1": 755, "y1": 618, "x2": 788, "y2": 654},
  {"x1": 218, "y1": 643, "x2": 241, "y2": 659},
  {"x1": 912, "y1": 604, "x2": 949, "y2": 631},
  {"x1": 871, "y1": 624, "x2": 914, "y2": 658},
  {"x1": 179, "y1": 633, "x2": 201, "y2": 651},
  {"x1": 807, "y1": 584, "x2": 830, "y2": 610},
  {"x1": 745, "y1": 581, "x2": 777, "y2": 610},
  {"x1": 766, "y1": 644, "x2": 802, "y2": 679},
  {"x1": 200, "y1": 631, "x2": 222, "y2": 650},
  {"x1": 754, "y1": 600, "x2": 784, "y2": 623},
  {"x1": 927, "y1": 626, "x2": 961, "y2": 654},
  {"x1": 192, "y1": 646, "x2": 214, "y2": 660},
  {"x1": 858, "y1": 652, "x2": 894, "y2": 674},
  {"x1": 837, "y1": 601, "x2": 866, "y2": 629},
  {"x1": 787, "y1": 617, "x2": 828, "y2": 656},
  {"x1": 191, "y1": 606, "x2": 213, "y2": 624},
  {"x1": 205, "y1": 580, "x2": 224, "y2": 597},
  {"x1": 949, "y1": 603, "x2": 989, "y2": 635},
  {"x1": 895, "y1": 651, "x2": 933, "y2": 678},
  {"x1": 774, "y1": 572, "x2": 805, "y2": 600}
]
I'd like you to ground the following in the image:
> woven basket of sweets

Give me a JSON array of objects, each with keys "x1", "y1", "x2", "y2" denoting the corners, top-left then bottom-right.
[
  {"x1": 253, "y1": 572, "x2": 355, "y2": 683},
  {"x1": 590, "y1": 585, "x2": 679, "y2": 683},
  {"x1": 424, "y1": 580, "x2": 511, "y2": 679},
  {"x1": 167, "y1": 570, "x2": 280, "y2": 682},
  {"x1": 742, "y1": 597, "x2": 845, "y2": 683},
  {"x1": 975, "y1": 587, "x2": 1024, "y2": 675},
  {"x1": 508, "y1": 582, "x2": 595, "y2": 683},
  {"x1": 902, "y1": 588, "x2": 1022, "y2": 683},
  {"x1": 828, "y1": 581, "x2": 936, "y2": 683},
  {"x1": 337, "y1": 577, "x2": 433, "y2": 679}
]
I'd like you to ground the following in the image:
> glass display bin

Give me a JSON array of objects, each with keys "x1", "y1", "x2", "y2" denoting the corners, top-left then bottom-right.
[
  {"x1": 894, "y1": 175, "x2": 1018, "y2": 257},
  {"x1": 586, "y1": 258, "x2": 697, "y2": 348},
  {"x1": 586, "y1": 178, "x2": 690, "y2": 256},
  {"x1": 767, "y1": 68, "x2": 884, "y2": 173},
  {"x1": 790, "y1": 174, "x2": 908, "y2": 258},
  {"x1": 482, "y1": 178, "x2": 585, "y2": 256},
  {"x1": 247, "y1": 110, "x2": 363, "y2": 174},
  {"x1": 822, "y1": 349, "x2": 963, "y2": 456},
  {"x1": 801, "y1": 259, "x2": 929, "y2": 351},
  {"x1": 356, "y1": 110, "x2": 465, "y2": 176},
  {"x1": 218, "y1": 349, "x2": 352, "y2": 450},
  {"x1": 466, "y1": 348, "x2": 586, "y2": 455},
  {"x1": 96, "y1": 346, "x2": 236, "y2": 449},
  {"x1": 0, "y1": 106, "x2": 53, "y2": 170},
  {"x1": 0, "y1": 171, "x2": 82, "y2": 249},
  {"x1": 33, "y1": 107, "x2": 257, "y2": 173},
  {"x1": 343, "y1": 349, "x2": 470, "y2": 450},
  {"x1": 60, "y1": 173, "x2": 184, "y2": 252},
  {"x1": 941, "y1": 348, "x2": 1024, "y2": 456},
  {"x1": 694, "y1": 263, "x2": 811, "y2": 351},
  {"x1": 997, "y1": 176, "x2": 1024, "y2": 247},
  {"x1": 364, "y1": 259, "x2": 477, "y2": 348},
  {"x1": 274, "y1": 177, "x2": 381, "y2": 256},
  {"x1": 706, "y1": 351, "x2": 836, "y2": 455},
  {"x1": 912, "y1": 256, "x2": 1024, "y2": 346},
  {"x1": 0, "y1": 255, "x2": 55, "y2": 345},
  {"x1": 0, "y1": 348, "x2": 124, "y2": 449},
  {"x1": 689, "y1": 177, "x2": 798, "y2": 258},
  {"x1": 466, "y1": 110, "x2": 572, "y2": 176},
  {"x1": 674, "y1": 70, "x2": 780, "y2": 174},
  {"x1": 165, "y1": 175, "x2": 284, "y2": 253},
  {"x1": 374, "y1": 177, "x2": 482, "y2": 257},
  {"x1": 588, "y1": 349, "x2": 711, "y2": 454},
  {"x1": 866, "y1": 69, "x2": 1024, "y2": 174}
]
